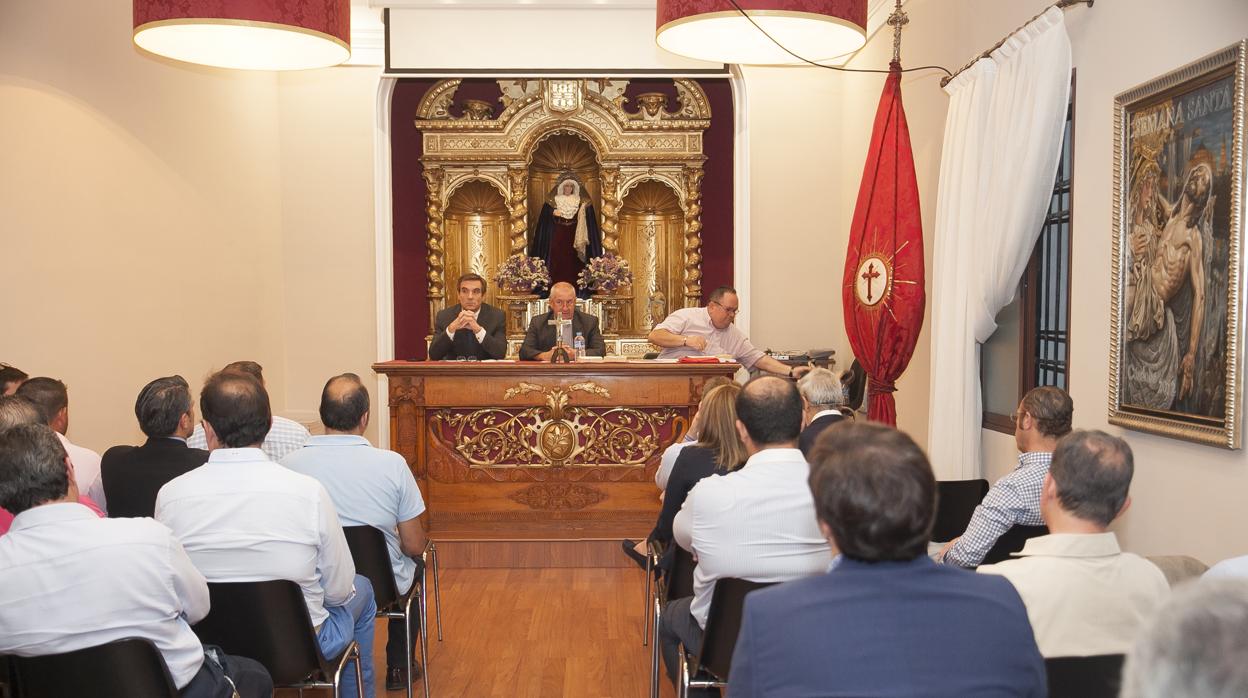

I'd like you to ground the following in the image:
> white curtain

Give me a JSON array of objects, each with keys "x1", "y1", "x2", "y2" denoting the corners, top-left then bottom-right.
[{"x1": 927, "y1": 7, "x2": 1072, "y2": 480}]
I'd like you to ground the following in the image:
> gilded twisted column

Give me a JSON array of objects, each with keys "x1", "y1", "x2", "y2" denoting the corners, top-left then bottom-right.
[
  {"x1": 507, "y1": 166, "x2": 529, "y2": 255},
  {"x1": 682, "y1": 166, "x2": 705, "y2": 306},
  {"x1": 599, "y1": 166, "x2": 620, "y2": 254},
  {"x1": 423, "y1": 167, "x2": 446, "y2": 317}
]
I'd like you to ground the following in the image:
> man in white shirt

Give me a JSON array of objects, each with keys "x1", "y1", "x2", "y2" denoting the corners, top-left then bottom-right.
[
  {"x1": 979, "y1": 430, "x2": 1169, "y2": 657},
  {"x1": 428, "y1": 273, "x2": 508, "y2": 360},
  {"x1": 187, "y1": 360, "x2": 309, "y2": 461},
  {"x1": 647, "y1": 286, "x2": 811, "y2": 379},
  {"x1": 16, "y1": 376, "x2": 101, "y2": 495},
  {"x1": 0, "y1": 424, "x2": 271, "y2": 697},
  {"x1": 660, "y1": 376, "x2": 831, "y2": 683},
  {"x1": 158, "y1": 371, "x2": 376, "y2": 698},
  {"x1": 283, "y1": 372, "x2": 428, "y2": 691}
]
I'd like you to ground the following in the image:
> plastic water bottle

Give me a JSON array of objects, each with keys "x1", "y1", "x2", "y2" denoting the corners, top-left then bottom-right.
[{"x1": 574, "y1": 331, "x2": 586, "y2": 358}]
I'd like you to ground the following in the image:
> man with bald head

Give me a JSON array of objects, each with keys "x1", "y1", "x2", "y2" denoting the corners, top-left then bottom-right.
[
  {"x1": 520, "y1": 281, "x2": 606, "y2": 361},
  {"x1": 282, "y1": 373, "x2": 429, "y2": 690},
  {"x1": 659, "y1": 376, "x2": 831, "y2": 683}
]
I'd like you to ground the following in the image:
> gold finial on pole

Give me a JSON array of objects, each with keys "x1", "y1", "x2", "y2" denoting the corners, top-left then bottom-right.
[{"x1": 886, "y1": 0, "x2": 908, "y2": 65}]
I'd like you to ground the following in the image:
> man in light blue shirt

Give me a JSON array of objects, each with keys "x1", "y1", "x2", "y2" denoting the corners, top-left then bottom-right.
[{"x1": 282, "y1": 373, "x2": 427, "y2": 692}]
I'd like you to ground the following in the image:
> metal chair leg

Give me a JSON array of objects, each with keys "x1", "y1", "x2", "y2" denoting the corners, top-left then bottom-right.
[
  {"x1": 419, "y1": 577, "x2": 431, "y2": 698},
  {"x1": 650, "y1": 595, "x2": 662, "y2": 698},
  {"x1": 643, "y1": 547, "x2": 653, "y2": 646},
  {"x1": 430, "y1": 542, "x2": 443, "y2": 642},
  {"x1": 403, "y1": 593, "x2": 416, "y2": 698},
  {"x1": 678, "y1": 644, "x2": 690, "y2": 698}
]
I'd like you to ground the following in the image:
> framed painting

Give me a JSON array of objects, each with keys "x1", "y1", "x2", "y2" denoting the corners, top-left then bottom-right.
[{"x1": 1110, "y1": 40, "x2": 1246, "y2": 448}]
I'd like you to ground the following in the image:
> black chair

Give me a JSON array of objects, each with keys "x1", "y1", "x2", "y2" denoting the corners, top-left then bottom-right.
[
  {"x1": 678, "y1": 578, "x2": 775, "y2": 698},
  {"x1": 4, "y1": 637, "x2": 178, "y2": 698},
  {"x1": 981, "y1": 524, "x2": 1050, "y2": 565},
  {"x1": 931, "y1": 479, "x2": 990, "y2": 542},
  {"x1": 192, "y1": 580, "x2": 363, "y2": 698},
  {"x1": 1045, "y1": 654, "x2": 1125, "y2": 698},
  {"x1": 343, "y1": 525, "x2": 443, "y2": 698}
]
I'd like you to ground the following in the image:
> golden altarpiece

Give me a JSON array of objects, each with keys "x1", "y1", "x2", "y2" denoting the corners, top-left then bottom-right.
[{"x1": 416, "y1": 78, "x2": 712, "y2": 354}]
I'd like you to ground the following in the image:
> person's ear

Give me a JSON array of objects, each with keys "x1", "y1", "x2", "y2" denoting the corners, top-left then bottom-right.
[
  {"x1": 1115, "y1": 495, "x2": 1132, "y2": 521},
  {"x1": 202, "y1": 420, "x2": 220, "y2": 450},
  {"x1": 359, "y1": 410, "x2": 371, "y2": 432},
  {"x1": 1040, "y1": 472, "x2": 1058, "y2": 504},
  {"x1": 64, "y1": 455, "x2": 79, "y2": 499},
  {"x1": 735, "y1": 419, "x2": 750, "y2": 445}
]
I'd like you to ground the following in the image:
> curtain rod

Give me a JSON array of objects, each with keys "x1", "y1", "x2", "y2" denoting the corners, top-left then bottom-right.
[{"x1": 939, "y1": 0, "x2": 1093, "y2": 88}]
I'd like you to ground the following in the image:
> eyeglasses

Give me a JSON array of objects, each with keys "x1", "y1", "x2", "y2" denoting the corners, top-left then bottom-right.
[
  {"x1": 711, "y1": 301, "x2": 739, "y2": 315},
  {"x1": 1009, "y1": 410, "x2": 1026, "y2": 425}
]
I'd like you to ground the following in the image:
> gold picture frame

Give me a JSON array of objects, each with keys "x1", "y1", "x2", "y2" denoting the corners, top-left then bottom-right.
[{"x1": 1109, "y1": 40, "x2": 1246, "y2": 448}]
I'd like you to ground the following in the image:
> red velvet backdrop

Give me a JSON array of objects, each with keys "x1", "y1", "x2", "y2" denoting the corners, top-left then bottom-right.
[{"x1": 391, "y1": 78, "x2": 735, "y2": 360}]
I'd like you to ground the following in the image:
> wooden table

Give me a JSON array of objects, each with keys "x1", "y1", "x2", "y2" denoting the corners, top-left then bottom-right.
[{"x1": 373, "y1": 360, "x2": 740, "y2": 567}]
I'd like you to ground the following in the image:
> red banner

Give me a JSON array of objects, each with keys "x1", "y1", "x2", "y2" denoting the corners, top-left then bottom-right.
[{"x1": 843, "y1": 63, "x2": 926, "y2": 425}]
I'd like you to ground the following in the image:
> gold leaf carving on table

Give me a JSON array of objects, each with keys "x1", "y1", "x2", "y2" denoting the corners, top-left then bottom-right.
[
  {"x1": 507, "y1": 483, "x2": 606, "y2": 511},
  {"x1": 429, "y1": 381, "x2": 677, "y2": 468}
]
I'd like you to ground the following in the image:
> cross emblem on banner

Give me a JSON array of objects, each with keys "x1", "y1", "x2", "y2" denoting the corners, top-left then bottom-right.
[{"x1": 861, "y1": 262, "x2": 882, "y2": 302}]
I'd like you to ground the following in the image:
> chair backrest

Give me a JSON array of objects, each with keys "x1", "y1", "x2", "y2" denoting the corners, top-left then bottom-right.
[
  {"x1": 931, "y1": 479, "x2": 990, "y2": 542},
  {"x1": 7, "y1": 637, "x2": 179, "y2": 698},
  {"x1": 981, "y1": 524, "x2": 1050, "y2": 565},
  {"x1": 668, "y1": 545, "x2": 696, "y2": 601},
  {"x1": 192, "y1": 580, "x2": 327, "y2": 685},
  {"x1": 697, "y1": 578, "x2": 775, "y2": 681},
  {"x1": 1045, "y1": 654, "x2": 1125, "y2": 698},
  {"x1": 343, "y1": 525, "x2": 401, "y2": 608}
]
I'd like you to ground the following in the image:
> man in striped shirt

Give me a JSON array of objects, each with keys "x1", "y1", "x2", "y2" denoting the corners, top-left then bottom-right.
[{"x1": 938, "y1": 386, "x2": 1073, "y2": 568}]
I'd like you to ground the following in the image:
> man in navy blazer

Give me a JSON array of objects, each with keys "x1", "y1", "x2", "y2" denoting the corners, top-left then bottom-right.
[{"x1": 729, "y1": 422, "x2": 1046, "y2": 698}]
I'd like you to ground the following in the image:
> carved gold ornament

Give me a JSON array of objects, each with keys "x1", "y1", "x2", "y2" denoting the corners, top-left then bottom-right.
[{"x1": 431, "y1": 381, "x2": 678, "y2": 467}]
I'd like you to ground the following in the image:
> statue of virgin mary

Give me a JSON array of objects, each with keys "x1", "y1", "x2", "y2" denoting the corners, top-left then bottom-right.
[{"x1": 528, "y1": 176, "x2": 603, "y2": 297}]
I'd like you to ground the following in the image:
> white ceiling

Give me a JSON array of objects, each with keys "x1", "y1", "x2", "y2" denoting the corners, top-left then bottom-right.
[{"x1": 349, "y1": 0, "x2": 900, "y2": 67}]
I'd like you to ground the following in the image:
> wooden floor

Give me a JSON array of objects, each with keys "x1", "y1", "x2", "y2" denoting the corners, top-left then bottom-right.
[{"x1": 282, "y1": 567, "x2": 675, "y2": 697}]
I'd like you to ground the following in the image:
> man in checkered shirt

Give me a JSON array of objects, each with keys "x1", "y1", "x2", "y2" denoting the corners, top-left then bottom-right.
[
  {"x1": 188, "y1": 361, "x2": 309, "y2": 461},
  {"x1": 937, "y1": 386, "x2": 1073, "y2": 568}
]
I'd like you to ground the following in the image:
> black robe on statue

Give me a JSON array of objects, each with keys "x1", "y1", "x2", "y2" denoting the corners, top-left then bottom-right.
[{"x1": 528, "y1": 202, "x2": 603, "y2": 298}]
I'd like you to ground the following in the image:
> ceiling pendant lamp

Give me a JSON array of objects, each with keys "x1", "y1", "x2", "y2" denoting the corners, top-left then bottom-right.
[
  {"x1": 656, "y1": 0, "x2": 867, "y2": 65},
  {"x1": 133, "y1": 0, "x2": 351, "y2": 71}
]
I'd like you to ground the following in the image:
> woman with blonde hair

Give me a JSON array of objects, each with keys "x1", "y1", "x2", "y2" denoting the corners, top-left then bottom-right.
[{"x1": 623, "y1": 382, "x2": 746, "y2": 570}]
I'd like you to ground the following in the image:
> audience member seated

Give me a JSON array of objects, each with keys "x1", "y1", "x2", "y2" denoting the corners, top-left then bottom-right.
[
  {"x1": 939, "y1": 386, "x2": 1073, "y2": 567},
  {"x1": 0, "y1": 396, "x2": 103, "y2": 535},
  {"x1": 796, "y1": 367, "x2": 847, "y2": 456},
  {"x1": 648, "y1": 286, "x2": 812, "y2": 379},
  {"x1": 659, "y1": 376, "x2": 831, "y2": 683},
  {"x1": 157, "y1": 371, "x2": 377, "y2": 698},
  {"x1": 1121, "y1": 579, "x2": 1248, "y2": 698},
  {"x1": 89, "y1": 376, "x2": 209, "y2": 517},
  {"x1": 0, "y1": 364, "x2": 27, "y2": 395},
  {"x1": 519, "y1": 281, "x2": 606, "y2": 360},
  {"x1": 187, "y1": 360, "x2": 309, "y2": 461},
  {"x1": 979, "y1": 430, "x2": 1169, "y2": 657},
  {"x1": 622, "y1": 382, "x2": 744, "y2": 571},
  {"x1": 17, "y1": 376, "x2": 102, "y2": 496},
  {"x1": 654, "y1": 376, "x2": 734, "y2": 490},
  {"x1": 428, "y1": 273, "x2": 508, "y2": 361},
  {"x1": 282, "y1": 373, "x2": 429, "y2": 691},
  {"x1": 729, "y1": 422, "x2": 1045, "y2": 697},
  {"x1": 0, "y1": 424, "x2": 272, "y2": 698},
  {"x1": 1203, "y1": 553, "x2": 1248, "y2": 579}
]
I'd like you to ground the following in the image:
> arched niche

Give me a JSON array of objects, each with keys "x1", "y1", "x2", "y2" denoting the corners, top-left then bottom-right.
[
  {"x1": 620, "y1": 180, "x2": 684, "y2": 328},
  {"x1": 527, "y1": 131, "x2": 601, "y2": 229},
  {"x1": 444, "y1": 180, "x2": 509, "y2": 309}
]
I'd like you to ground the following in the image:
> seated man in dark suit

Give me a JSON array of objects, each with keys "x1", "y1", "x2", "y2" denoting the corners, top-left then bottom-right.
[
  {"x1": 796, "y1": 367, "x2": 847, "y2": 456},
  {"x1": 729, "y1": 422, "x2": 1046, "y2": 697},
  {"x1": 519, "y1": 281, "x2": 605, "y2": 361},
  {"x1": 91, "y1": 376, "x2": 209, "y2": 517},
  {"x1": 428, "y1": 273, "x2": 507, "y2": 360}
]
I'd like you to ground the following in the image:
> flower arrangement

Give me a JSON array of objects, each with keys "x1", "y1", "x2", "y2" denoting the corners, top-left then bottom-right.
[
  {"x1": 495, "y1": 254, "x2": 551, "y2": 294},
  {"x1": 578, "y1": 252, "x2": 634, "y2": 294}
]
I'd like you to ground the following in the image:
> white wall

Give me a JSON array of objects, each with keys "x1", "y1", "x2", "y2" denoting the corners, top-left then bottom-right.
[{"x1": 0, "y1": 0, "x2": 287, "y2": 451}]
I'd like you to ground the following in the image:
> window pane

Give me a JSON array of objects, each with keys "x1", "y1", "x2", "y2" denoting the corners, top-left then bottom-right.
[{"x1": 982, "y1": 292, "x2": 1022, "y2": 415}]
